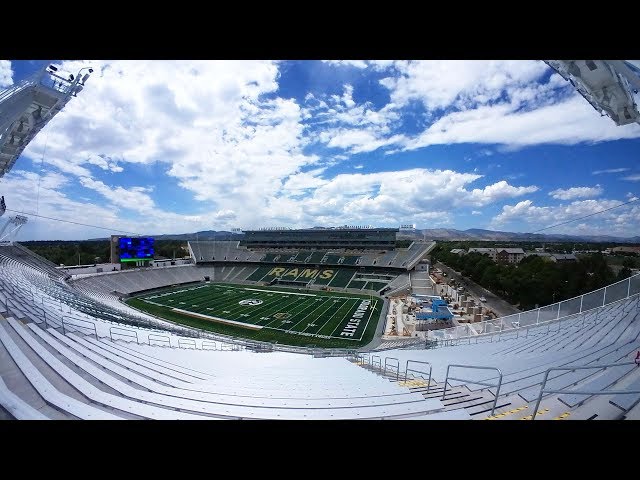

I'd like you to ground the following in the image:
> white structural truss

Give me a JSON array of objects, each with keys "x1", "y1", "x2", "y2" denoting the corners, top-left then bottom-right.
[
  {"x1": 0, "y1": 215, "x2": 28, "y2": 244},
  {"x1": 546, "y1": 60, "x2": 640, "y2": 126},
  {"x1": 0, "y1": 63, "x2": 93, "y2": 178}
]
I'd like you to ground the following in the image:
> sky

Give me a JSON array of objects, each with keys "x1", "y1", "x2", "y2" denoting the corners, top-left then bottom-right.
[{"x1": 1, "y1": 59, "x2": 639, "y2": 241}]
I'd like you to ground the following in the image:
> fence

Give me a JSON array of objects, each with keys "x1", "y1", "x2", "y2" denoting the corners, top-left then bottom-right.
[{"x1": 428, "y1": 273, "x2": 640, "y2": 344}]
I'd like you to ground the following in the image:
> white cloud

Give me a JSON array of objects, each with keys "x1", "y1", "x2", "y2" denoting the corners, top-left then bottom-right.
[
  {"x1": 305, "y1": 85, "x2": 402, "y2": 154},
  {"x1": 322, "y1": 60, "x2": 368, "y2": 69},
  {"x1": 15, "y1": 60, "x2": 323, "y2": 232},
  {"x1": 380, "y1": 60, "x2": 549, "y2": 110},
  {"x1": 6, "y1": 60, "x2": 638, "y2": 239},
  {"x1": 549, "y1": 185, "x2": 603, "y2": 200},
  {"x1": 4, "y1": 169, "x2": 217, "y2": 240},
  {"x1": 213, "y1": 210, "x2": 236, "y2": 221},
  {"x1": 491, "y1": 198, "x2": 640, "y2": 236},
  {"x1": 468, "y1": 180, "x2": 538, "y2": 205},
  {"x1": 286, "y1": 169, "x2": 536, "y2": 227},
  {"x1": 471, "y1": 210, "x2": 482, "y2": 215},
  {"x1": 0, "y1": 60, "x2": 12, "y2": 88},
  {"x1": 623, "y1": 174, "x2": 640, "y2": 181},
  {"x1": 592, "y1": 167, "x2": 630, "y2": 175},
  {"x1": 316, "y1": 61, "x2": 640, "y2": 155},
  {"x1": 79, "y1": 177, "x2": 156, "y2": 212},
  {"x1": 402, "y1": 96, "x2": 640, "y2": 151}
]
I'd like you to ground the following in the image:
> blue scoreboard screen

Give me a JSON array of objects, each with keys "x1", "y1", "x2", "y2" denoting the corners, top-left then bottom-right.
[{"x1": 119, "y1": 237, "x2": 154, "y2": 262}]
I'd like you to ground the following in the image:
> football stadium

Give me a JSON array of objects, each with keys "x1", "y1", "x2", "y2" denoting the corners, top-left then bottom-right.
[{"x1": 1, "y1": 60, "x2": 640, "y2": 420}]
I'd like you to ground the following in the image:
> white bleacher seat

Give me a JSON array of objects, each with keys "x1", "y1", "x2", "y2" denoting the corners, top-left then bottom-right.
[{"x1": 0, "y1": 375, "x2": 49, "y2": 420}]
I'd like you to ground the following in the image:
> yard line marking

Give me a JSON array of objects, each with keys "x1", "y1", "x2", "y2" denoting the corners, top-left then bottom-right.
[
  {"x1": 328, "y1": 299, "x2": 362, "y2": 337},
  {"x1": 287, "y1": 296, "x2": 338, "y2": 331},
  {"x1": 358, "y1": 299, "x2": 379, "y2": 341},
  {"x1": 299, "y1": 298, "x2": 343, "y2": 333},
  {"x1": 301, "y1": 297, "x2": 348, "y2": 335}
]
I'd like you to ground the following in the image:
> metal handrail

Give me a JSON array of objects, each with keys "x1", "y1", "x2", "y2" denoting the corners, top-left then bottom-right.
[
  {"x1": 442, "y1": 364, "x2": 503, "y2": 416},
  {"x1": 531, "y1": 361, "x2": 640, "y2": 420},
  {"x1": 178, "y1": 338, "x2": 197, "y2": 349},
  {"x1": 430, "y1": 273, "x2": 640, "y2": 344},
  {"x1": 371, "y1": 355, "x2": 382, "y2": 372},
  {"x1": 404, "y1": 360, "x2": 433, "y2": 393},
  {"x1": 148, "y1": 333, "x2": 171, "y2": 347},
  {"x1": 109, "y1": 326, "x2": 139, "y2": 344},
  {"x1": 201, "y1": 340, "x2": 217, "y2": 351},
  {"x1": 384, "y1": 357, "x2": 400, "y2": 381},
  {"x1": 435, "y1": 290, "x2": 640, "y2": 347},
  {"x1": 61, "y1": 316, "x2": 98, "y2": 340}
]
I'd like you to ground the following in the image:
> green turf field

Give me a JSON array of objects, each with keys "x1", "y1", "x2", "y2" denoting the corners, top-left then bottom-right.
[{"x1": 126, "y1": 282, "x2": 382, "y2": 348}]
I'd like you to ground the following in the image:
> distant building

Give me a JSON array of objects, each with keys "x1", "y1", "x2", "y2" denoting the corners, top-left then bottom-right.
[
  {"x1": 607, "y1": 246, "x2": 640, "y2": 256},
  {"x1": 468, "y1": 248, "x2": 497, "y2": 261},
  {"x1": 525, "y1": 252, "x2": 553, "y2": 261},
  {"x1": 550, "y1": 253, "x2": 577, "y2": 263},
  {"x1": 495, "y1": 248, "x2": 525, "y2": 264},
  {"x1": 450, "y1": 249, "x2": 466, "y2": 255}
]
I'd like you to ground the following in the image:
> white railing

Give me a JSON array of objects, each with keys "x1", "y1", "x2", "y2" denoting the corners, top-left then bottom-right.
[{"x1": 427, "y1": 273, "x2": 640, "y2": 343}]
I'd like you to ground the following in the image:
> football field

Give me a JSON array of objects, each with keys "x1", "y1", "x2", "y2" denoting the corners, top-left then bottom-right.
[{"x1": 129, "y1": 282, "x2": 381, "y2": 345}]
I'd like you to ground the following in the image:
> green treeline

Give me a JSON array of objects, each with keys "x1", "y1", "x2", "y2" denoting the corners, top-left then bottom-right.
[
  {"x1": 431, "y1": 244, "x2": 633, "y2": 311},
  {"x1": 20, "y1": 240, "x2": 189, "y2": 266}
]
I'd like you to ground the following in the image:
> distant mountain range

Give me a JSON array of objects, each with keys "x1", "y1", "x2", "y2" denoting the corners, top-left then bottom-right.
[
  {"x1": 400, "y1": 228, "x2": 640, "y2": 244},
  {"x1": 89, "y1": 228, "x2": 639, "y2": 244}
]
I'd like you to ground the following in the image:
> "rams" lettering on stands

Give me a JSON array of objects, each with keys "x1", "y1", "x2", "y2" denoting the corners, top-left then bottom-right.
[{"x1": 266, "y1": 267, "x2": 335, "y2": 279}]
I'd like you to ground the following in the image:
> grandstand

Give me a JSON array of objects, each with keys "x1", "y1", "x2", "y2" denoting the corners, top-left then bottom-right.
[
  {"x1": 2, "y1": 59, "x2": 640, "y2": 420},
  {"x1": 1, "y1": 241, "x2": 639, "y2": 420},
  {"x1": 187, "y1": 240, "x2": 435, "y2": 270}
]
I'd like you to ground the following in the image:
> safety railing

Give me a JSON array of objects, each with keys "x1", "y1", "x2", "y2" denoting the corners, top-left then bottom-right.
[
  {"x1": 429, "y1": 273, "x2": 640, "y2": 345},
  {"x1": 178, "y1": 338, "x2": 197, "y2": 349},
  {"x1": 383, "y1": 357, "x2": 400, "y2": 381},
  {"x1": 531, "y1": 361, "x2": 640, "y2": 420},
  {"x1": 109, "y1": 326, "x2": 139, "y2": 344},
  {"x1": 61, "y1": 316, "x2": 98, "y2": 340},
  {"x1": 404, "y1": 360, "x2": 433, "y2": 393},
  {"x1": 442, "y1": 364, "x2": 503, "y2": 416},
  {"x1": 148, "y1": 333, "x2": 171, "y2": 347},
  {"x1": 201, "y1": 340, "x2": 217, "y2": 351},
  {"x1": 371, "y1": 355, "x2": 382, "y2": 373}
]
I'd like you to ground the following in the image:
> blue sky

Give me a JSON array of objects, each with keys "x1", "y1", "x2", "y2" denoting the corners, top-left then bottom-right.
[{"x1": 1, "y1": 59, "x2": 639, "y2": 240}]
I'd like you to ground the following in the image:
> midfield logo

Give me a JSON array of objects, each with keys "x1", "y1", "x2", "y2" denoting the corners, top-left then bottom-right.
[{"x1": 239, "y1": 299, "x2": 264, "y2": 306}]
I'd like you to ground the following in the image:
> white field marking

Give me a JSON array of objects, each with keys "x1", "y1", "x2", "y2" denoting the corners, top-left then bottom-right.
[
  {"x1": 287, "y1": 296, "x2": 337, "y2": 332},
  {"x1": 358, "y1": 299, "x2": 379, "y2": 341},
  {"x1": 218, "y1": 290, "x2": 299, "y2": 319},
  {"x1": 264, "y1": 326, "x2": 360, "y2": 340},
  {"x1": 261, "y1": 296, "x2": 322, "y2": 328},
  {"x1": 299, "y1": 297, "x2": 345, "y2": 334},
  {"x1": 249, "y1": 296, "x2": 307, "y2": 323},
  {"x1": 242, "y1": 287, "x2": 316, "y2": 297},
  {"x1": 171, "y1": 308, "x2": 263, "y2": 329},
  {"x1": 329, "y1": 298, "x2": 366, "y2": 338},
  {"x1": 190, "y1": 287, "x2": 302, "y2": 326},
  {"x1": 142, "y1": 299, "x2": 164, "y2": 307},
  {"x1": 304, "y1": 297, "x2": 355, "y2": 336}
]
